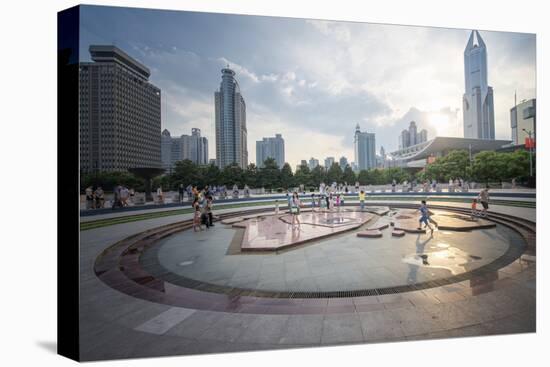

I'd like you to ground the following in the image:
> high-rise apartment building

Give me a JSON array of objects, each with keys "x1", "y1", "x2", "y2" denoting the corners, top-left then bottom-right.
[
  {"x1": 256, "y1": 134, "x2": 285, "y2": 168},
  {"x1": 324, "y1": 157, "x2": 335, "y2": 169},
  {"x1": 80, "y1": 45, "x2": 161, "y2": 173},
  {"x1": 308, "y1": 158, "x2": 320, "y2": 170},
  {"x1": 339, "y1": 156, "x2": 348, "y2": 168},
  {"x1": 161, "y1": 128, "x2": 209, "y2": 171},
  {"x1": 215, "y1": 68, "x2": 248, "y2": 169},
  {"x1": 399, "y1": 121, "x2": 428, "y2": 149}
]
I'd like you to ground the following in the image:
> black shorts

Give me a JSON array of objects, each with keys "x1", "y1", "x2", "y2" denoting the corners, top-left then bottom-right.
[{"x1": 481, "y1": 201, "x2": 489, "y2": 209}]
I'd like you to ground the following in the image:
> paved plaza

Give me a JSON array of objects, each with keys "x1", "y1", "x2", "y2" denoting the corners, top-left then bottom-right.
[{"x1": 79, "y1": 199, "x2": 536, "y2": 361}]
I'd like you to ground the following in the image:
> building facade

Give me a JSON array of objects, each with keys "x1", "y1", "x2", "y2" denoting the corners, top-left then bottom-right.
[
  {"x1": 161, "y1": 128, "x2": 209, "y2": 172},
  {"x1": 510, "y1": 98, "x2": 536, "y2": 145},
  {"x1": 339, "y1": 156, "x2": 348, "y2": 168},
  {"x1": 215, "y1": 68, "x2": 248, "y2": 169},
  {"x1": 324, "y1": 157, "x2": 335, "y2": 169},
  {"x1": 354, "y1": 124, "x2": 376, "y2": 171},
  {"x1": 463, "y1": 30, "x2": 495, "y2": 139},
  {"x1": 256, "y1": 134, "x2": 285, "y2": 168},
  {"x1": 399, "y1": 121, "x2": 427, "y2": 149},
  {"x1": 80, "y1": 45, "x2": 161, "y2": 173},
  {"x1": 308, "y1": 158, "x2": 319, "y2": 170}
]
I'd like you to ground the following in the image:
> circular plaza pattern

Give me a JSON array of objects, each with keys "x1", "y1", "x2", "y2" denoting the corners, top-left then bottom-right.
[{"x1": 94, "y1": 203, "x2": 532, "y2": 310}]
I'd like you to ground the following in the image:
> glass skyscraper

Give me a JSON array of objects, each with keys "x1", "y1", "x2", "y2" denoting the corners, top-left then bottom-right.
[
  {"x1": 354, "y1": 124, "x2": 376, "y2": 171},
  {"x1": 463, "y1": 30, "x2": 495, "y2": 140},
  {"x1": 256, "y1": 134, "x2": 285, "y2": 168},
  {"x1": 215, "y1": 68, "x2": 248, "y2": 169}
]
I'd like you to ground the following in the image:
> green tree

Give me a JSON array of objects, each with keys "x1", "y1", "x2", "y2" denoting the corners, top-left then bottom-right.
[
  {"x1": 243, "y1": 163, "x2": 258, "y2": 188},
  {"x1": 357, "y1": 170, "x2": 369, "y2": 185},
  {"x1": 310, "y1": 165, "x2": 326, "y2": 187},
  {"x1": 294, "y1": 164, "x2": 312, "y2": 187},
  {"x1": 280, "y1": 163, "x2": 294, "y2": 189},
  {"x1": 326, "y1": 163, "x2": 343, "y2": 184},
  {"x1": 203, "y1": 163, "x2": 221, "y2": 187},
  {"x1": 172, "y1": 159, "x2": 201, "y2": 187},
  {"x1": 472, "y1": 151, "x2": 505, "y2": 183},
  {"x1": 258, "y1": 158, "x2": 281, "y2": 189},
  {"x1": 220, "y1": 163, "x2": 244, "y2": 187},
  {"x1": 342, "y1": 165, "x2": 356, "y2": 185}
]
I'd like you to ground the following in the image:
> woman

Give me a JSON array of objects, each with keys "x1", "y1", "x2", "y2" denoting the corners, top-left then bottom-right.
[
  {"x1": 192, "y1": 197, "x2": 202, "y2": 232},
  {"x1": 290, "y1": 191, "x2": 301, "y2": 229}
]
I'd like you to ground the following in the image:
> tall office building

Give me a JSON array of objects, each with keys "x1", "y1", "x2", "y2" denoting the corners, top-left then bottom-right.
[
  {"x1": 354, "y1": 124, "x2": 376, "y2": 170},
  {"x1": 408, "y1": 121, "x2": 418, "y2": 146},
  {"x1": 399, "y1": 121, "x2": 428, "y2": 149},
  {"x1": 215, "y1": 68, "x2": 248, "y2": 169},
  {"x1": 80, "y1": 45, "x2": 161, "y2": 173},
  {"x1": 510, "y1": 98, "x2": 536, "y2": 145},
  {"x1": 256, "y1": 134, "x2": 285, "y2": 168},
  {"x1": 308, "y1": 158, "x2": 319, "y2": 170},
  {"x1": 417, "y1": 129, "x2": 428, "y2": 144},
  {"x1": 339, "y1": 156, "x2": 348, "y2": 168},
  {"x1": 324, "y1": 157, "x2": 335, "y2": 169},
  {"x1": 463, "y1": 30, "x2": 495, "y2": 139},
  {"x1": 161, "y1": 128, "x2": 209, "y2": 171}
]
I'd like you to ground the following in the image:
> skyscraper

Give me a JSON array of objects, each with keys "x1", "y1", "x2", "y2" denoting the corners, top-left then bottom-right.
[
  {"x1": 80, "y1": 45, "x2": 161, "y2": 173},
  {"x1": 324, "y1": 157, "x2": 335, "y2": 169},
  {"x1": 308, "y1": 158, "x2": 319, "y2": 170},
  {"x1": 354, "y1": 124, "x2": 376, "y2": 170},
  {"x1": 408, "y1": 121, "x2": 418, "y2": 146},
  {"x1": 215, "y1": 67, "x2": 248, "y2": 169},
  {"x1": 339, "y1": 156, "x2": 348, "y2": 168},
  {"x1": 463, "y1": 30, "x2": 495, "y2": 139},
  {"x1": 398, "y1": 121, "x2": 428, "y2": 149},
  {"x1": 160, "y1": 128, "x2": 209, "y2": 171},
  {"x1": 256, "y1": 134, "x2": 285, "y2": 168}
]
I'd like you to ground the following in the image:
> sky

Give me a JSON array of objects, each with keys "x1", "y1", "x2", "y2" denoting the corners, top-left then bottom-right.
[{"x1": 80, "y1": 5, "x2": 536, "y2": 169}]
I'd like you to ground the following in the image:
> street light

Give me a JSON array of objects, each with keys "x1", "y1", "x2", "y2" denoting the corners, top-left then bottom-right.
[{"x1": 522, "y1": 128, "x2": 534, "y2": 177}]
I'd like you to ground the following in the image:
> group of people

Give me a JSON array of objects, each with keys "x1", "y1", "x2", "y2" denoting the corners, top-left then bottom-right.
[
  {"x1": 191, "y1": 186, "x2": 216, "y2": 231},
  {"x1": 308, "y1": 192, "x2": 346, "y2": 211},
  {"x1": 84, "y1": 186, "x2": 105, "y2": 209},
  {"x1": 471, "y1": 186, "x2": 490, "y2": 219}
]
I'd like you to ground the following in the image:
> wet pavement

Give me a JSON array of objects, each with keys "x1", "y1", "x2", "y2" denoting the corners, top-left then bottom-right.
[{"x1": 79, "y1": 202, "x2": 536, "y2": 361}]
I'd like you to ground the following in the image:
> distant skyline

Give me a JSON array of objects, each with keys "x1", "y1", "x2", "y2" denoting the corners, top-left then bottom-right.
[{"x1": 80, "y1": 5, "x2": 536, "y2": 169}]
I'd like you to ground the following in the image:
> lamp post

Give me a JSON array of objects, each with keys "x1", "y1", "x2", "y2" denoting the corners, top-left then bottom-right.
[{"x1": 522, "y1": 128, "x2": 534, "y2": 177}]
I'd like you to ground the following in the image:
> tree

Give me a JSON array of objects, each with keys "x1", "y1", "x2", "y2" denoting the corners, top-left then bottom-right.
[
  {"x1": 472, "y1": 151, "x2": 505, "y2": 183},
  {"x1": 172, "y1": 159, "x2": 200, "y2": 187},
  {"x1": 342, "y1": 165, "x2": 356, "y2": 185},
  {"x1": 280, "y1": 163, "x2": 294, "y2": 189},
  {"x1": 243, "y1": 163, "x2": 258, "y2": 188},
  {"x1": 258, "y1": 158, "x2": 281, "y2": 189},
  {"x1": 310, "y1": 165, "x2": 326, "y2": 187},
  {"x1": 357, "y1": 170, "x2": 369, "y2": 185},
  {"x1": 294, "y1": 164, "x2": 312, "y2": 187},
  {"x1": 203, "y1": 163, "x2": 221, "y2": 187},
  {"x1": 326, "y1": 163, "x2": 343, "y2": 184},
  {"x1": 220, "y1": 163, "x2": 244, "y2": 187}
]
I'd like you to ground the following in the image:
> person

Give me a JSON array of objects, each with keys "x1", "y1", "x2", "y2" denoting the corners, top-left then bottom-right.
[
  {"x1": 192, "y1": 198, "x2": 202, "y2": 232},
  {"x1": 120, "y1": 186, "x2": 129, "y2": 206},
  {"x1": 94, "y1": 186, "x2": 104, "y2": 209},
  {"x1": 156, "y1": 186, "x2": 164, "y2": 204},
  {"x1": 335, "y1": 194, "x2": 341, "y2": 210},
  {"x1": 129, "y1": 187, "x2": 135, "y2": 204},
  {"x1": 417, "y1": 200, "x2": 434, "y2": 234},
  {"x1": 286, "y1": 192, "x2": 292, "y2": 211},
  {"x1": 326, "y1": 193, "x2": 331, "y2": 211},
  {"x1": 311, "y1": 193, "x2": 316, "y2": 208},
  {"x1": 471, "y1": 198, "x2": 479, "y2": 220},
  {"x1": 206, "y1": 196, "x2": 214, "y2": 227},
  {"x1": 392, "y1": 179, "x2": 396, "y2": 192},
  {"x1": 290, "y1": 192, "x2": 301, "y2": 229},
  {"x1": 359, "y1": 190, "x2": 366, "y2": 211},
  {"x1": 275, "y1": 199, "x2": 280, "y2": 214},
  {"x1": 85, "y1": 186, "x2": 95, "y2": 209},
  {"x1": 112, "y1": 184, "x2": 122, "y2": 209},
  {"x1": 478, "y1": 186, "x2": 490, "y2": 217},
  {"x1": 178, "y1": 184, "x2": 185, "y2": 203},
  {"x1": 319, "y1": 194, "x2": 325, "y2": 211},
  {"x1": 341, "y1": 194, "x2": 345, "y2": 208}
]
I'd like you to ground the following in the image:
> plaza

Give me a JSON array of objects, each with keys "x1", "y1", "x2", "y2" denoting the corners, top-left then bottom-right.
[{"x1": 79, "y1": 191, "x2": 536, "y2": 361}]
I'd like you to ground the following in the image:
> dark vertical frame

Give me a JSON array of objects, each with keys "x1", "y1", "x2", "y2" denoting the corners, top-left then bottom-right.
[{"x1": 57, "y1": 5, "x2": 80, "y2": 361}]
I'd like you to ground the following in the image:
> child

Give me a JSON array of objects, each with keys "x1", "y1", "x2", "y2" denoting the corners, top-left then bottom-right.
[
  {"x1": 417, "y1": 200, "x2": 434, "y2": 234},
  {"x1": 335, "y1": 194, "x2": 341, "y2": 210},
  {"x1": 192, "y1": 198, "x2": 202, "y2": 232},
  {"x1": 471, "y1": 198, "x2": 479, "y2": 220},
  {"x1": 359, "y1": 190, "x2": 365, "y2": 211}
]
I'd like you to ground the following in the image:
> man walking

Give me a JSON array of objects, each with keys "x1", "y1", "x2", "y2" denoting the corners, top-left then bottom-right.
[{"x1": 478, "y1": 186, "x2": 490, "y2": 217}]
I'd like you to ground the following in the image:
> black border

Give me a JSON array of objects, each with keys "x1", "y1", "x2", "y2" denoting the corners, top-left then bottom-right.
[{"x1": 57, "y1": 5, "x2": 80, "y2": 362}]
